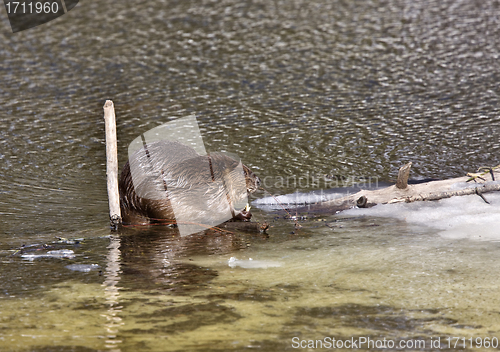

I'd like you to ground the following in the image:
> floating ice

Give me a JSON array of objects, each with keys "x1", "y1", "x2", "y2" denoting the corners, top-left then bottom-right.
[
  {"x1": 228, "y1": 257, "x2": 282, "y2": 269},
  {"x1": 343, "y1": 193, "x2": 500, "y2": 241},
  {"x1": 65, "y1": 264, "x2": 100, "y2": 272},
  {"x1": 21, "y1": 249, "x2": 75, "y2": 261}
]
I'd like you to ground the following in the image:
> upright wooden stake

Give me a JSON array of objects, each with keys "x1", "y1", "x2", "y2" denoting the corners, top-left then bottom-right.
[{"x1": 103, "y1": 100, "x2": 122, "y2": 229}]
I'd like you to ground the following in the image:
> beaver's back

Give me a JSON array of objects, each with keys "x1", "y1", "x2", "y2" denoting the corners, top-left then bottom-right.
[{"x1": 119, "y1": 141, "x2": 260, "y2": 226}]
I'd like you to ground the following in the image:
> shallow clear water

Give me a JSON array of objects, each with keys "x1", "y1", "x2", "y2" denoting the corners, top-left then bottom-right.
[
  {"x1": 1, "y1": 0, "x2": 500, "y2": 351},
  {"x1": 3, "y1": 213, "x2": 500, "y2": 351}
]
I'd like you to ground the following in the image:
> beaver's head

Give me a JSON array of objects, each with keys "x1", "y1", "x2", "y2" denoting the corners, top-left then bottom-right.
[{"x1": 242, "y1": 164, "x2": 261, "y2": 193}]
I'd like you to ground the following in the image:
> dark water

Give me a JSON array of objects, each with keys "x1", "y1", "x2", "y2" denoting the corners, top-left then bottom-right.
[{"x1": 1, "y1": 0, "x2": 500, "y2": 351}]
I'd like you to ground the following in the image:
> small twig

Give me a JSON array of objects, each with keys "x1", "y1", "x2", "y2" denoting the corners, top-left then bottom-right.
[
  {"x1": 481, "y1": 167, "x2": 497, "y2": 181},
  {"x1": 475, "y1": 188, "x2": 490, "y2": 204},
  {"x1": 260, "y1": 186, "x2": 301, "y2": 229},
  {"x1": 467, "y1": 164, "x2": 500, "y2": 182}
]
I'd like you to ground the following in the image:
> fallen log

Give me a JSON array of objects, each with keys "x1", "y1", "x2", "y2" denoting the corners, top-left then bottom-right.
[{"x1": 295, "y1": 163, "x2": 500, "y2": 214}]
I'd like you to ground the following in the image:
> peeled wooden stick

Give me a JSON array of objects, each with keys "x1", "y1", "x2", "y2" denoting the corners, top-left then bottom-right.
[{"x1": 103, "y1": 100, "x2": 122, "y2": 229}]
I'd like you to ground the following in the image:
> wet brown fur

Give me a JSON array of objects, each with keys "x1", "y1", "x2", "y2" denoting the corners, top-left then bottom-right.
[{"x1": 119, "y1": 141, "x2": 260, "y2": 225}]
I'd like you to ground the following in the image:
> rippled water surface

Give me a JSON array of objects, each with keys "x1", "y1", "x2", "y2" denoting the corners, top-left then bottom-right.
[{"x1": 1, "y1": 0, "x2": 500, "y2": 351}]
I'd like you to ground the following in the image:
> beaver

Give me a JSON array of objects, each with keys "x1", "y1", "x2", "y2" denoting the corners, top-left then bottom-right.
[{"x1": 119, "y1": 140, "x2": 260, "y2": 227}]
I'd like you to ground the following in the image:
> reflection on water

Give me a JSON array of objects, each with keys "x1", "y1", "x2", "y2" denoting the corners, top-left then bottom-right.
[
  {"x1": 103, "y1": 235, "x2": 123, "y2": 352},
  {"x1": 1, "y1": 0, "x2": 500, "y2": 350},
  {"x1": 2, "y1": 215, "x2": 500, "y2": 351}
]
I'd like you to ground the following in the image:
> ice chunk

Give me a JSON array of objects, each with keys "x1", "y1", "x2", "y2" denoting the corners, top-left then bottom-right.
[
  {"x1": 21, "y1": 249, "x2": 75, "y2": 261},
  {"x1": 228, "y1": 257, "x2": 282, "y2": 269},
  {"x1": 65, "y1": 264, "x2": 100, "y2": 272},
  {"x1": 343, "y1": 193, "x2": 500, "y2": 241}
]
